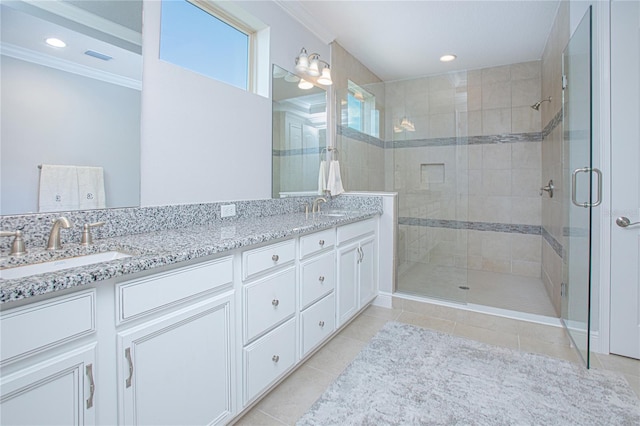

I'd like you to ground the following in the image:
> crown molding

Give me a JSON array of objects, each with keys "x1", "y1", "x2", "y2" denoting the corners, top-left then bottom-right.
[
  {"x1": 23, "y1": 0, "x2": 141, "y2": 46},
  {"x1": 1, "y1": 43, "x2": 142, "y2": 90},
  {"x1": 273, "y1": 0, "x2": 336, "y2": 45}
]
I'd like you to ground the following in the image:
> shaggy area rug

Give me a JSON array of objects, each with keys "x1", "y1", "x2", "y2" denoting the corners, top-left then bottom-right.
[{"x1": 297, "y1": 321, "x2": 640, "y2": 425}]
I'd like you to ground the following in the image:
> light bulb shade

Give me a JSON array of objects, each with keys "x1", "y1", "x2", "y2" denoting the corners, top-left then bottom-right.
[
  {"x1": 284, "y1": 73, "x2": 300, "y2": 83},
  {"x1": 307, "y1": 57, "x2": 320, "y2": 77},
  {"x1": 298, "y1": 78, "x2": 314, "y2": 90},
  {"x1": 317, "y1": 67, "x2": 333, "y2": 85},
  {"x1": 400, "y1": 117, "x2": 416, "y2": 132},
  {"x1": 295, "y1": 49, "x2": 309, "y2": 73}
]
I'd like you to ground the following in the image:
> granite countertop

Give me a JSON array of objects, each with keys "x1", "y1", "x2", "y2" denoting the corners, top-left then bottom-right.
[{"x1": 0, "y1": 210, "x2": 378, "y2": 305}]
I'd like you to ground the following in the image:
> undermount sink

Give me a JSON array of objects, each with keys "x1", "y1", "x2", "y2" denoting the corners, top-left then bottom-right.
[
  {"x1": 0, "y1": 251, "x2": 132, "y2": 280},
  {"x1": 318, "y1": 210, "x2": 357, "y2": 217}
]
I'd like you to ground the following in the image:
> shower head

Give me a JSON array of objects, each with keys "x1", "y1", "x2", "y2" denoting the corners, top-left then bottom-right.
[{"x1": 531, "y1": 96, "x2": 552, "y2": 111}]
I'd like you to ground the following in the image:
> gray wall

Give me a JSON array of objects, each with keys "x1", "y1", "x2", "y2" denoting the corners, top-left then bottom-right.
[{"x1": 1, "y1": 55, "x2": 141, "y2": 214}]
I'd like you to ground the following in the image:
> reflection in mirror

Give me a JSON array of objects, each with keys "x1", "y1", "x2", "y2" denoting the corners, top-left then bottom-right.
[
  {"x1": 272, "y1": 64, "x2": 327, "y2": 198},
  {"x1": 0, "y1": 0, "x2": 142, "y2": 215}
]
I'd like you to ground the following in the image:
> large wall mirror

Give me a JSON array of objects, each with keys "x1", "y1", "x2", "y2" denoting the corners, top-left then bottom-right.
[
  {"x1": 0, "y1": 0, "x2": 142, "y2": 215},
  {"x1": 272, "y1": 64, "x2": 327, "y2": 198}
]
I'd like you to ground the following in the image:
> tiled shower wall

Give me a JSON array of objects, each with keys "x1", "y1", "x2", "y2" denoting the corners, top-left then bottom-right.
[
  {"x1": 331, "y1": 42, "x2": 386, "y2": 191},
  {"x1": 541, "y1": 0, "x2": 570, "y2": 316},
  {"x1": 386, "y1": 62, "x2": 544, "y2": 279},
  {"x1": 332, "y1": 44, "x2": 559, "y2": 291}
]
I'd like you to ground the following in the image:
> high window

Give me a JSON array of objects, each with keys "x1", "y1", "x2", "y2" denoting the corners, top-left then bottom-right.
[
  {"x1": 159, "y1": 0, "x2": 253, "y2": 90},
  {"x1": 346, "y1": 80, "x2": 379, "y2": 138}
]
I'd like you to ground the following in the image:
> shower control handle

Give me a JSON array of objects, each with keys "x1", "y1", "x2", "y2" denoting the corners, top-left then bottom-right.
[{"x1": 539, "y1": 180, "x2": 554, "y2": 198}]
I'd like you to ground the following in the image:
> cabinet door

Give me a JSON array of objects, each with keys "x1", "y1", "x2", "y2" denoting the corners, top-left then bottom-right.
[
  {"x1": 337, "y1": 242, "x2": 359, "y2": 327},
  {"x1": 118, "y1": 293, "x2": 234, "y2": 426},
  {"x1": 358, "y1": 236, "x2": 377, "y2": 307},
  {"x1": 1, "y1": 344, "x2": 96, "y2": 426}
]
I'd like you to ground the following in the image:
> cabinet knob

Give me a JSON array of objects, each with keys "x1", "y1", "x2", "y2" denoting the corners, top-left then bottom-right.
[
  {"x1": 318, "y1": 275, "x2": 325, "y2": 282},
  {"x1": 272, "y1": 254, "x2": 279, "y2": 262},
  {"x1": 272, "y1": 299, "x2": 280, "y2": 307},
  {"x1": 318, "y1": 239, "x2": 325, "y2": 247},
  {"x1": 272, "y1": 355, "x2": 280, "y2": 363},
  {"x1": 319, "y1": 320, "x2": 325, "y2": 328}
]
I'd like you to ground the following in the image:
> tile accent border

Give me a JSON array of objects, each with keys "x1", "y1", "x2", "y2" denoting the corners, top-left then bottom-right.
[
  {"x1": 542, "y1": 109, "x2": 562, "y2": 139},
  {"x1": 542, "y1": 226, "x2": 564, "y2": 258},
  {"x1": 399, "y1": 217, "x2": 541, "y2": 235},
  {"x1": 387, "y1": 132, "x2": 542, "y2": 149},
  {"x1": 272, "y1": 147, "x2": 324, "y2": 157},
  {"x1": 337, "y1": 125, "x2": 542, "y2": 150}
]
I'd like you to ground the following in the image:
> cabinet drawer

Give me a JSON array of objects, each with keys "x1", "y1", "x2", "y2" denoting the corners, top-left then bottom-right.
[
  {"x1": 300, "y1": 251, "x2": 335, "y2": 309},
  {"x1": 301, "y1": 293, "x2": 335, "y2": 356},
  {"x1": 337, "y1": 218, "x2": 376, "y2": 245},
  {"x1": 244, "y1": 318, "x2": 296, "y2": 404},
  {"x1": 117, "y1": 256, "x2": 233, "y2": 323},
  {"x1": 299, "y1": 228, "x2": 335, "y2": 259},
  {"x1": 1, "y1": 290, "x2": 95, "y2": 364},
  {"x1": 244, "y1": 267, "x2": 296, "y2": 343},
  {"x1": 243, "y1": 240, "x2": 295, "y2": 280}
]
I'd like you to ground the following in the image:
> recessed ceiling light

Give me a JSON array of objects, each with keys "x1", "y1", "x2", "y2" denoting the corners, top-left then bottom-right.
[
  {"x1": 45, "y1": 38, "x2": 66, "y2": 48},
  {"x1": 440, "y1": 54, "x2": 457, "y2": 62}
]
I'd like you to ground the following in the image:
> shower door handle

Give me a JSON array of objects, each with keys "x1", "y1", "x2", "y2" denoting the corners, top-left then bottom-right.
[{"x1": 571, "y1": 167, "x2": 602, "y2": 208}]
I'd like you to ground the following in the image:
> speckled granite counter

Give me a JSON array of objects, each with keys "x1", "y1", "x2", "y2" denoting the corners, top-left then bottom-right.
[{"x1": 0, "y1": 208, "x2": 379, "y2": 305}]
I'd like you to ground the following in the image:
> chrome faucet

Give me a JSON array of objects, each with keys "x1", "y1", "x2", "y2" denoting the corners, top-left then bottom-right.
[
  {"x1": 312, "y1": 197, "x2": 327, "y2": 213},
  {"x1": 47, "y1": 217, "x2": 72, "y2": 250}
]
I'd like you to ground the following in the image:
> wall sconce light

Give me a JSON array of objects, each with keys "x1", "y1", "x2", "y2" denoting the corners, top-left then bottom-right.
[
  {"x1": 295, "y1": 47, "x2": 333, "y2": 86},
  {"x1": 298, "y1": 78, "x2": 314, "y2": 90}
]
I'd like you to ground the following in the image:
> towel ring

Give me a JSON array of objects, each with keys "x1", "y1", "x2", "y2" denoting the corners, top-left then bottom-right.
[{"x1": 320, "y1": 147, "x2": 339, "y2": 160}]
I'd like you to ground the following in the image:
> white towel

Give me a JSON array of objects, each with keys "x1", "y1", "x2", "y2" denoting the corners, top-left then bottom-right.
[
  {"x1": 327, "y1": 160, "x2": 345, "y2": 196},
  {"x1": 38, "y1": 164, "x2": 80, "y2": 212},
  {"x1": 77, "y1": 166, "x2": 106, "y2": 210},
  {"x1": 318, "y1": 160, "x2": 327, "y2": 195}
]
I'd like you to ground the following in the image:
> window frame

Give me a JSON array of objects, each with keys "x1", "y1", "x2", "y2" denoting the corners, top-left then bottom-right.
[{"x1": 168, "y1": 0, "x2": 256, "y2": 92}]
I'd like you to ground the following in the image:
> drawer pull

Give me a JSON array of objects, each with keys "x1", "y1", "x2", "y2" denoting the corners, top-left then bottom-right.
[
  {"x1": 272, "y1": 299, "x2": 280, "y2": 307},
  {"x1": 125, "y1": 347, "x2": 134, "y2": 388},
  {"x1": 319, "y1": 320, "x2": 325, "y2": 328},
  {"x1": 272, "y1": 355, "x2": 280, "y2": 363},
  {"x1": 318, "y1": 275, "x2": 325, "y2": 282},
  {"x1": 272, "y1": 254, "x2": 279, "y2": 262},
  {"x1": 86, "y1": 364, "x2": 95, "y2": 409},
  {"x1": 318, "y1": 239, "x2": 325, "y2": 247}
]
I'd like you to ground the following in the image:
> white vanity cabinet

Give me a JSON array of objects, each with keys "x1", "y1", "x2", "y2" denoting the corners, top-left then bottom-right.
[
  {"x1": 298, "y1": 229, "x2": 336, "y2": 357},
  {"x1": 336, "y1": 218, "x2": 378, "y2": 327},
  {"x1": 115, "y1": 257, "x2": 235, "y2": 426},
  {"x1": 241, "y1": 241, "x2": 298, "y2": 404},
  {"x1": 0, "y1": 213, "x2": 381, "y2": 425},
  {"x1": 0, "y1": 291, "x2": 98, "y2": 426}
]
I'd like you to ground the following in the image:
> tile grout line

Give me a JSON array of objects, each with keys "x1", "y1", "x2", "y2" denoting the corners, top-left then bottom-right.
[{"x1": 255, "y1": 408, "x2": 288, "y2": 425}]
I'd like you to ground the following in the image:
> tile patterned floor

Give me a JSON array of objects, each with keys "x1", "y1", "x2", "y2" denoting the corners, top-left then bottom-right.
[
  {"x1": 397, "y1": 263, "x2": 557, "y2": 317},
  {"x1": 233, "y1": 300, "x2": 640, "y2": 425}
]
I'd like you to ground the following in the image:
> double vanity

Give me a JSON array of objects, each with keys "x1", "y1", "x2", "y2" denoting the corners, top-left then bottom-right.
[{"x1": 0, "y1": 195, "x2": 388, "y2": 425}]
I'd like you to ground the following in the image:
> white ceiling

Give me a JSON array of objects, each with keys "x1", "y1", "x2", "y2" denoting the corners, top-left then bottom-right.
[{"x1": 277, "y1": 0, "x2": 561, "y2": 82}]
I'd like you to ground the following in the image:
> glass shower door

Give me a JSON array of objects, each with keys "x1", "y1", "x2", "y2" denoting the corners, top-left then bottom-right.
[
  {"x1": 561, "y1": 7, "x2": 596, "y2": 368},
  {"x1": 392, "y1": 73, "x2": 469, "y2": 304}
]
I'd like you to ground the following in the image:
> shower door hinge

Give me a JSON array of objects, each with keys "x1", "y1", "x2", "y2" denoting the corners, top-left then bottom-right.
[
  {"x1": 562, "y1": 75, "x2": 568, "y2": 90},
  {"x1": 561, "y1": 282, "x2": 566, "y2": 297}
]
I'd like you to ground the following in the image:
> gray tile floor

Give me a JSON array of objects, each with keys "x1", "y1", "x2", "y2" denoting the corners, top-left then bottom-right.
[
  {"x1": 397, "y1": 263, "x2": 557, "y2": 317},
  {"x1": 233, "y1": 300, "x2": 640, "y2": 425}
]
